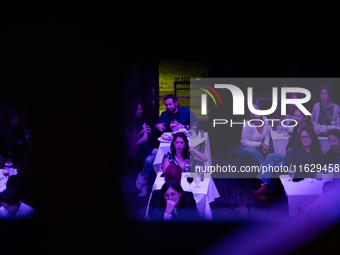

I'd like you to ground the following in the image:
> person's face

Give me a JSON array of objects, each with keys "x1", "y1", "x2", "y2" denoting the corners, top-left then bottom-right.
[
  {"x1": 135, "y1": 104, "x2": 143, "y2": 118},
  {"x1": 163, "y1": 187, "x2": 181, "y2": 205},
  {"x1": 1, "y1": 202, "x2": 18, "y2": 214},
  {"x1": 320, "y1": 89, "x2": 331, "y2": 104},
  {"x1": 10, "y1": 116, "x2": 20, "y2": 130},
  {"x1": 249, "y1": 104, "x2": 260, "y2": 118},
  {"x1": 293, "y1": 110, "x2": 307, "y2": 125},
  {"x1": 173, "y1": 137, "x2": 186, "y2": 153},
  {"x1": 300, "y1": 130, "x2": 312, "y2": 147},
  {"x1": 328, "y1": 134, "x2": 340, "y2": 153},
  {"x1": 164, "y1": 99, "x2": 177, "y2": 114}
]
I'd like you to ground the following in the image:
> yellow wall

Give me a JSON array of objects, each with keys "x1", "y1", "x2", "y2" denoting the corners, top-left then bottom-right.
[{"x1": 158, "y1": 59, "x2": 209, "y2": 116}]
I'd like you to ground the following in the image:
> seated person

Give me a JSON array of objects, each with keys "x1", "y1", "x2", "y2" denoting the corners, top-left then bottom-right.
[
  {"x1": 155, "y1": 94, "x2": 200, "y2": 133},
  {"x1": 149, "y1": 164, "x2": 196, "y2": 217},
  {"x1": 255, "y1": 109, "x2": 314, "y2": 187},
  {"x1": 0, "y1": 187, "x2": 35, "y2": 219},
  {"x1": 128, "y1": 101, "x2": 158, "y2": 197},
  {"x1": 238, "y1": 104, "x2": 272, "y2": 165},
  {"x1": 148, "y1": 179, "x2": 200, "y2": 221},
  {"x1": 325, "y1": 129, "x2": 340, "y2": 180},
  {"x1": 254, "y1": 126, "x2": 325, "y2": 201},
  {"x1": 311, "y1": 85, "x2": 340, "y2": 125},
  {"x1": 162, "y1": 132, "x2": 208, "y2": 173},
  {"x1": 0, "y1": 109, "x2": 27, "y2": 158},
  {"x1": 6, "y1": 150, "x2": 36, "y2": 207}
]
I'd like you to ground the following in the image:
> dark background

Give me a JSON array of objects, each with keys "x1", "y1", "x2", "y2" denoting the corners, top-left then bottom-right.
[{"x1": 0, "y1": 3, "x2": 338, "y2": 255}]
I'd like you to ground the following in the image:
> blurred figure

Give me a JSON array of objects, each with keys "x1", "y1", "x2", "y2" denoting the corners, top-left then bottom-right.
[
  {"x1": 6, "y1": 149, "x2": 36, "y2": 207},
  {"x1": 255, "y1": 126, "x2": 324, "y2": 201},
  {"x1": 0, "y1": 109, "x2": 27, "y2": 159},
  {"x1": 238, "y1": 103, "x2": 272, "y2": 165},
  {"x1": 0, "y1": 187, "x2": 34, "y2": 219},
  {"x1": 127, "y1": 101, "x2": 158, "y2": 197},
  {"x1": 304, "y1": 181, "x2": 337, "y2": 211},
  {"x1": 325, "y1": 129, "x2": 340, "y2": 180},
  {"x1": 148, "y1": 179, "x2": 200, "y2": 221},
  {"x1": 311, "y1": 85, "x2": 340, "y2": 125},
  {"x1": 155, "y1": 94, "x2": 200, "y2": 133}
]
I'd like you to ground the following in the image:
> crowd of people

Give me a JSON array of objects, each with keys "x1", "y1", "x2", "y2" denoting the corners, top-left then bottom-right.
[
  {"x1": 0, "y1": 107, "x2": 35, "y2": 220},
  {"x1": 124, "y1": 93, "x2": 207, "y2": 220},
  {"x1": 239, "y1": 85, "x2": 340, "y2": 201},
  {"x1": 124, "y1": 85, "x2": 340, "y2": 221}
]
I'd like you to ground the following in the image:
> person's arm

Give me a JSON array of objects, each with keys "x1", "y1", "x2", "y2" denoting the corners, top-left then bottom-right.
[
  {"x1": 136, "y1": 123, "x2": 151, "y2": 146},
  {"x1": 136, "y1": 132, "x2": 148, "y2": 146},
  {"x1": 155, "y1": 112, "x2": 168, "y2": 132},
  {"x1": 333, "y1": 104, "x2": 340, "y2": 122},
  {"x1": 311, "y1": 103, "x2": 318, "y2": 123},
  {"x1": 189, "y1": 109, "x2": 201, "y2": 129},
  {"x1": 240, "y1": 125, "x2": 261, "y2": 148},
  {"x1": 283, "y1": 147, "x2": 296, "y2": 167},
  {"x1": 190, "y1": 147, "x2": 208, "y2": 162}
]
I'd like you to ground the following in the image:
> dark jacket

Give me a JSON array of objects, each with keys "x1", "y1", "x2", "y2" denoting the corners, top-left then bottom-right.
[
  {"x1": 148, "y1": 190, "x2": 201, "y2": 221},
  {"x1": 157, "y1": 106, "x2": 200, "y2": 132},
  {"x1": 283, "y1": 147, "x2": 325, "y2": 179},
  {"x1": 6, "y1": 173, "x2": 36, "y2": 208}
]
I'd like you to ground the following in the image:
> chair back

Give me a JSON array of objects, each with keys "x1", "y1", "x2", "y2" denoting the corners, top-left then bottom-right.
[{"x1": 194, "y1": 141, "x2": 206, "y2": 153}]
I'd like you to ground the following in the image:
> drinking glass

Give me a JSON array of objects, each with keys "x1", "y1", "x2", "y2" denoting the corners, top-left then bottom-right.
[
  {"x1": 184, "y1": 159, "x2": 191, "y2": 177},
  {"x1": 194, "y1": 175, "x2": 201, "y2": 188},
  {"x1": 192, "y1": 122, "x2": 198, "y2": 137},
  {"x1": 288, "y1": 168, "x2": 295, "y2": 181},
  {"x1": 187, "y1": 177, "x2": 194, "y2": 191}
]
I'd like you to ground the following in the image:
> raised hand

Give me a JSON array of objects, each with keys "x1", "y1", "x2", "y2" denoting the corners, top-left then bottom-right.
[
  {"x1": 165, "y1": 199, "x2": 176, "y2": 214},
  {"x1": 155, "y1": 122, "x2": 166, "y2": 132}
]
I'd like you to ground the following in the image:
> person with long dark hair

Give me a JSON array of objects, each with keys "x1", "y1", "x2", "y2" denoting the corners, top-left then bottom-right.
[
  {"x1": 126, "y1": 101, "x2": 158, "y2": 197},
  {"x1": 148, "y1": 179, "x2": 200, "y2": 221},
  {"x1": 311, "y1": 85, "x2": 340, "y2": 125},
  {"x1": 162, "y1": 132, "x2": 207, "y2": 173},
  {"x1": 254, "y1": 126, "x2": 325, "y2": 201}
]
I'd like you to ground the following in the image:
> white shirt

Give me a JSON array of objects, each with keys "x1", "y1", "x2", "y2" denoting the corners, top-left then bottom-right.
[
  {"x1": 240, "y1": 116, "x2": 270, "y2": 147},
  {"x1": 0, "y1": 201, "x2": 35, "y2": 219}
]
